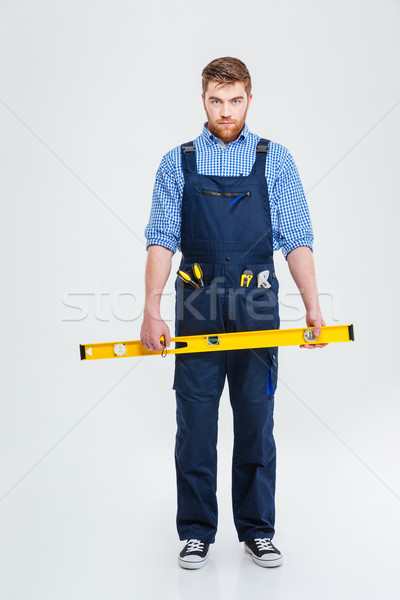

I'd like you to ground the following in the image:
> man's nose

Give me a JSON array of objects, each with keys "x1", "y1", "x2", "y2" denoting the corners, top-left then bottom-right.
[{"x1": 220, "y1": 103, "x2": 232, "y2": 118}]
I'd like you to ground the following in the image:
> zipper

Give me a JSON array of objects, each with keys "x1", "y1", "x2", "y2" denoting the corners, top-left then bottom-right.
[{"x1": 202, "y1": 190, "x2": 251, "y2": 206}]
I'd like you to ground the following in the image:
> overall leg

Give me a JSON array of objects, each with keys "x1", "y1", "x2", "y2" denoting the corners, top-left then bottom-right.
[
  {"x1": 175, "y1": 396, "x2": 219, "y2": 542},
  {"x1": 224, "y1": 263, "x2": 279, "y2": 541},
  {"x1": 174, "y1": 352, "x2": 226, "y2": 543},
  {"x1": 227, "y1": 346, "x2": 278, "y2": 542},
  {"x1": 173, "y1": 271, "x2": 226, "y2": 543}
]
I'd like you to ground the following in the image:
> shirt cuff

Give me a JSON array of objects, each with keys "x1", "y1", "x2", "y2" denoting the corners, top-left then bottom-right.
[
  {"x1": 145, "y1": 234, "x2": 178, "y2": 254},
  {"x1": 282, "y1": 238, "x2": 313, "y2": 260}
]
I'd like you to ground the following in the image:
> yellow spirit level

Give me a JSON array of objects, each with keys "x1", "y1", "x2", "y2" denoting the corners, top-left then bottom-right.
[{"x1": 80, "y1": 324, "x2": 354, "y2": 361}]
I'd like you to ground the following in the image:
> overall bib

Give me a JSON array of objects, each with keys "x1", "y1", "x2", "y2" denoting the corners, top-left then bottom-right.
[{"x1": 173, "y1": 139, "x2": 280, "y2": 544}]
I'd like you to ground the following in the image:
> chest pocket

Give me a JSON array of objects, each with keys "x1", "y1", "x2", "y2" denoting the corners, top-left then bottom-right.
[{"x1": 202, "y1": 190, "x2": 251, "y2": 206}]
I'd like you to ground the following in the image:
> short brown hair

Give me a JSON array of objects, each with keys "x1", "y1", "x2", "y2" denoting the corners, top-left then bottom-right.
[{"x1": 202, "y1": 57, "x2": 252, "y2": 96}]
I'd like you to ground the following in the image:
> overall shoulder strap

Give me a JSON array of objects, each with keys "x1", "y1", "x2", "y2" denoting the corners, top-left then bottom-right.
[
  {"x1": 252, "y1": 138, "x2": 270, "y2": 175},
  {"x1": 181, "y1": 141, "x2": 197, "y2": 176}
]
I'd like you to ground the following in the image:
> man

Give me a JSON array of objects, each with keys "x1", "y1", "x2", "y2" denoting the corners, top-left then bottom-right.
[{"x1": 141, "y1": 57, "x2": 327, "y2": 569}]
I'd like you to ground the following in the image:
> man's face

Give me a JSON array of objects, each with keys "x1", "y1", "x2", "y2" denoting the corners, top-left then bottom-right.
[{"x1": 202, "y1": 80, "x2": 252, "y2": 143}]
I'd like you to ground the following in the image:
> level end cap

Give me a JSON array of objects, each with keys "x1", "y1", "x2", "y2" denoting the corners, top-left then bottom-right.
[
  {"x1": 348, "y1": 324, "x2": 355, "y2": 341},
  {"x1": 80, "y1": 344, "x2": 86, "y2": 360}
]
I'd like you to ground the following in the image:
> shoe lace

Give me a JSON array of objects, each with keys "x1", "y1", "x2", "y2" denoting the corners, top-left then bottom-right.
[
  {"x1": 254, "y1": 538, "x2": 274, "y2": 551},
  {"x1": 187, "y1": 539, "x2": 204, "y2": 552}
]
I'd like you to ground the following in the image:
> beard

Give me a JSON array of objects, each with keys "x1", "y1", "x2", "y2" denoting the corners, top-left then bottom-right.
[{"x1": 205, "y1": 110, "x2": 248, "y2": 143}]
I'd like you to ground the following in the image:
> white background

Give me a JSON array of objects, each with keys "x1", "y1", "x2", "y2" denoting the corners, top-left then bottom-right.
[{"x1": 1, "y1": 1, "x2": 399, "y2": 598}]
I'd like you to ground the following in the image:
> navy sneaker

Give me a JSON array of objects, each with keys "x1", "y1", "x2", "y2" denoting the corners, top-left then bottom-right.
[
  {"x1": 178, "y1": 539, "x2": 210, "y2": 569},
  {"x1": 244, "y1": 538, "x2": 282, "y2": 567}
]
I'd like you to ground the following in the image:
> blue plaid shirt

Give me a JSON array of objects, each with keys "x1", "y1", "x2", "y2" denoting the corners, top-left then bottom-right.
[{"x1": 144, "y1": 122, "x2": 313, "y2": 259}]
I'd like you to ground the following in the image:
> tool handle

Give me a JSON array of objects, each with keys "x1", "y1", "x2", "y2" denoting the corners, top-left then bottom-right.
[
  {"x1": 192, "y1": 263, "x2": 205, "y2": 287},
  {"x1": 177, "y1": 270, "x2": 199, "y2": 288}
]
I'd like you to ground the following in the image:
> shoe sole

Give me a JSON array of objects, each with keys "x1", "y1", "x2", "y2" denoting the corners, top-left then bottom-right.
[
  {"x1": 178, "y1": 555, "x2": 208, "y2": 570},
  {"x1": 245, "y1": 544, "x2": 283, "y2": 567}
]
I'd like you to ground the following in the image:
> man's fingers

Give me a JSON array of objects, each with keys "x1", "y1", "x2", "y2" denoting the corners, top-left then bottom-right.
[
  {"x1": 151, "y1": 338, "x2": 163, "y2": 351},
  {"x1": 140, "y1": 338, "x2": 150, "y2": 350},
  {"x1": 150, "y1": 332, "x2": 171, "y2": 351},
  {"x1": 141, "y1": 330, "x2": 169, "y2": 351},
  {"x1": 313, "y1": 323, "x2": 322, "y2": 338},
  {"x1": 300, "y1": 342, "x2": 328, "y2": 349},
  {"x1": 141, "y1": 338, "x2": 159, "y2": 351}
]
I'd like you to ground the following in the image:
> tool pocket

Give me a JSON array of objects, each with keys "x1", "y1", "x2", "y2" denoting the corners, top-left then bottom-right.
[
  {"x1": 173, "y1": 351, "x2": 224, "y2": 397},
  {"x1": 229, "y1": 273, "x2": 278, "y2": 331},
  {"x1": 202, "y1": 190, "x2": 251, "y2": 206},
  {"x1": 173, "y1": 262, "x2": 226, "y2": 397},
  {"x1": 266, "y1": 347, "x2": 278, "y2": 396},
  {"x1": 174, "y1": 262, "x2": 222, "y2": 336}
]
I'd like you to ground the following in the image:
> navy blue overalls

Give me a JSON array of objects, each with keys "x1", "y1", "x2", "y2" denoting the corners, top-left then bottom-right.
[{"x1": 173, "y1": 138, "x2": 280, "y2": 544}]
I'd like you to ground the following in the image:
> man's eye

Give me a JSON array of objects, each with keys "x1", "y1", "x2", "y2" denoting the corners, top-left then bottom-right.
[
  {"x1": 212, "y1": 100, "x2": 220, "y2": 105},
  {"x1": 232, "y1": 99, "x2": 240, "y2": 104}
]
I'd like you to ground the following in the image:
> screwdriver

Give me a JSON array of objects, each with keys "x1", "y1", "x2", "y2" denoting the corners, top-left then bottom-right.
[
  {"x1": 177, "y1": 270, "x2": 199, "y2": 289},
  {"x1": 240, "y1": 269, "x2": 253, "y2": 287},
  {"x1": 192, "y1": 263, "x2": 205, "y2": 287}
]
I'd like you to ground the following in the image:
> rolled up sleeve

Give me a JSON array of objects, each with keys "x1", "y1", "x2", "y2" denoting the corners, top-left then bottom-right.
[
  {"x1": 273, "y1": 150, "x2": 314, "y2": 260},
  {"x1": 144, "y1": 154, "x2": 181, "y2": 253}
]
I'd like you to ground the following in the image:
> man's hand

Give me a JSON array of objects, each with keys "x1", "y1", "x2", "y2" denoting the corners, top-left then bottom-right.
[
  {"x1": 140, "y1": 309, "x2": 171, "y2": 352},
  {"x1": 286, "y1": 247, "x2": 328, "y2": 350},
  {"x1": 300, "y1": 309, "x2": 328, "y2": 349}
]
